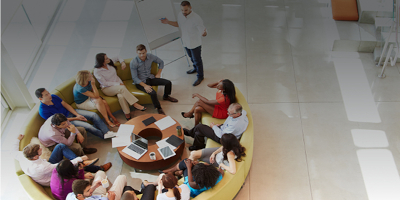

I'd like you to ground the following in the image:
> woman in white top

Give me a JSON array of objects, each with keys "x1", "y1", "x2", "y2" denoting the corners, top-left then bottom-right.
[
  {"x1": 156, "y1": 173, "x2": 190, "y2": 200},
  {"x1": 93, "y1": 53, "x2": 146, "y2": 120},
  {"x1": 189, "y1": 133, "x2": 246, "y2": 175},
  {"x1": 140, "y1": 173, "x2": 190, "y2": 200}
]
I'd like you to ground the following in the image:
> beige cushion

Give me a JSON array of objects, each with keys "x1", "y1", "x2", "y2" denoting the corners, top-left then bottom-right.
[{"x1": 29, "y1": 137, "x2": 52, "y2": 161}]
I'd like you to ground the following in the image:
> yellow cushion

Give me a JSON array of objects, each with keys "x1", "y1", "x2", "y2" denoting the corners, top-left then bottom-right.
[
  {"x1": 18, "y1": 174, "x2": 54, "y2": 200},
  {"x1": 54, "y1": 76, "x2": 76, "y2": 105},
  {"x1": 123, "y1": 79, "x2": 158, "y2": 105}
]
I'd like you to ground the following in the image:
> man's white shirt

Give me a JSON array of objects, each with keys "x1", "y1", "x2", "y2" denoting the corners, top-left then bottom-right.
[{"x1": 177, "y1": 11, "x2": 206, "y2": 49}]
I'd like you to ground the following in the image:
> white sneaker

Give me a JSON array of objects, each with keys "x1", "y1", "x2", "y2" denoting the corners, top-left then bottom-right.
[{"x1": 104, "y1": 131, "x2": 117, "y2": 139}]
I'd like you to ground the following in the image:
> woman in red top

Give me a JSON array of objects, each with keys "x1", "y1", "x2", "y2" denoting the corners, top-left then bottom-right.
[{"x1": 182, "y1": 79, "x2": 236, "y2": 126}]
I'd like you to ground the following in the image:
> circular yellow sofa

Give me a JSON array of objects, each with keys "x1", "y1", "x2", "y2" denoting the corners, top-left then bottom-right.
[{"x1": 14, "y1": 59, "x2": 253, "y2": 200}]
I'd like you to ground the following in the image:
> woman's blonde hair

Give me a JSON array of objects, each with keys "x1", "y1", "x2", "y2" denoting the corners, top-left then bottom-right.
[{"x1": 76, "y1": 70, "x2": 91, "y2": 86}]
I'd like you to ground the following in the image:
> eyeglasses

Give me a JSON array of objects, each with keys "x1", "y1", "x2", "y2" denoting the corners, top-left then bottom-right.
[{"x1": 227, "y1": 111, "x2": 237, "y2": 116}]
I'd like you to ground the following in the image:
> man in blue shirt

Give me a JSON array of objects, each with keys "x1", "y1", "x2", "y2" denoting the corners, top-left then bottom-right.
[
  {"x1": 130, "y1": 44, "x2": 178, "y2": 115},
  {"x1": 35, "y1": 88, "x2": 114, "y2": 139}
]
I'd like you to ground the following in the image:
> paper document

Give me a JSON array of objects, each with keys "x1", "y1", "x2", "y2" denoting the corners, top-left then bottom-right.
[
  {"x1": 117, "y1": 124, "x2": 135, "y2": 136},
  {"x1": 156, "y1": 137, "x2": 176, "y2": 150},
  {"x1": 112, "y1": 124, "x2": 135, "y2": 148},
  {"x1": 112, "y1": 137, "x2": 131, "y2": 148},
  {"x1": 155, "y1": 116, "x2": 176, "y2": 130}
]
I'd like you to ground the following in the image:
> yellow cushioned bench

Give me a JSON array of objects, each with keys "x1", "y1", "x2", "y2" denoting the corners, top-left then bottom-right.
[{"x1": 15, "y1": 68, "x2": 254, "y2": 200}]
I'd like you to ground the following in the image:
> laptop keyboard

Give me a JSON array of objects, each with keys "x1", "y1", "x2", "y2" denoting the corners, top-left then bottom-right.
[
  {"x1": 127, "y1": 144, "x2": 145, "y2": 154},
  {"x1": 134, "y1": 140, "x2": 147, "y2": 149}
]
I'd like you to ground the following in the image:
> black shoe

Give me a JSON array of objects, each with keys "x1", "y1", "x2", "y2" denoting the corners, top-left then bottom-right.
[
  {"x1": 193, "y1": 77, "x2": 204, "y2": 86},
  {"x1": 183, "y1": 128, "x2": 190, "y2": 136},
  {"x1": 186, "y1": 68, "x2": 197, "y2": 74},
  {"x1": 163, "y1": 96, "x2": 178, "y2": 102},
  {"x1": 133, "y1": 189, "x2": 142, "y2": 195},
  {"x1": 83, "y1": 148, "x2": 97, "y2": 155},
  {"x1": 188, "y1": 146, "x2": 204, "y2": 151},
  {"x1": 181, "y1": 112, "x2": 194, "y2": 119},
  {"x1": 157, "y1": 108, "x2": 165, "y2": 115}
]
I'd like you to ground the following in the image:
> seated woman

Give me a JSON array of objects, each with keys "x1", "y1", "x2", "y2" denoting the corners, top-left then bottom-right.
[
  {"x1": 51, "y1": 160, "x2": 94, "y2": 200},
  {"x1": 189, "y1": 133, "x2": 246, "y2": 175},
  {"x1": 181, "y1": 79, "x2": 236, "y2": 126},
  {"x1": 93, "y1": 53, "x2": 146, "y2": 120},
  {"x1": 73, "y1": 70, "x2": 121, "y2": 127},
  {"x1": 141, "y1": 173, "x2": 190, "y2": 200},
  {"x1": 160, "y1": 159, "x2": 223, "y2": 198}
]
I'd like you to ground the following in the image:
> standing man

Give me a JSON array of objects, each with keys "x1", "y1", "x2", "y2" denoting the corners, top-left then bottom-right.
[
  {"x1": 130, "y1": 44, "x2": 178, "y2": 115},
  {"x1": 161, "y1": 1, "x2": 207, "y2": 86}
]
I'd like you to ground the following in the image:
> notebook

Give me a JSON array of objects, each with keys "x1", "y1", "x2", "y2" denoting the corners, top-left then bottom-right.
[
  {"x1": 166, "y1": 135, "x2": 184, "y2": 148},
  {"x1": 142, "y1": 116, "x2": 156, "y2": 126}
]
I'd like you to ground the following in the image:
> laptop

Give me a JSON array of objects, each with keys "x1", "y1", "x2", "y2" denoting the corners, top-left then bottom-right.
[{"x1": 122, "y1": 133, "x2": 148, "y2": 160}]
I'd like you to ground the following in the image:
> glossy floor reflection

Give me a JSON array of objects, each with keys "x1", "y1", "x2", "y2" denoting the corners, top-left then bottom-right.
[{"x1": 2, "y1": 0, "x2": 400, "y2": 199}]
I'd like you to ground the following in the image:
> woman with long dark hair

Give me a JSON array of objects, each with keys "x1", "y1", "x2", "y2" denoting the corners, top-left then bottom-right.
[
  {"x1": 159, "y1": 159, "x2": 223, "y2": 198},
  {"x1": 181, "y1": 79, "x2": 236, "y2": 126},
  {"x1": 189, "y1": 133, "x2": 246, "y2": 175},
  {"x1": 50, "y1": 160, "x2": 94, "y2": 200},
  {"x1": 93, "y1": 53, "x2": 146, "y2": 120}
]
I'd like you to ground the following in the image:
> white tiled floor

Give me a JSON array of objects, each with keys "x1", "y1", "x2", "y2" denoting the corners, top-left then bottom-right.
[{"x1": 2, "y1": 0, "x2": 400, "y2": 199}]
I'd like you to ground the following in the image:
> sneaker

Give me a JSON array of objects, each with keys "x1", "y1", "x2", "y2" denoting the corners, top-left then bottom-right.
[
  {"x1": 100, "y1": 162, "x2": 112, "y2": 172},
  {"x1": 83, "y1": 148, "x2": 97, "y2": 155},
  {"x1": 104, "y1": 131, "x2": 117, "y2": 139}
]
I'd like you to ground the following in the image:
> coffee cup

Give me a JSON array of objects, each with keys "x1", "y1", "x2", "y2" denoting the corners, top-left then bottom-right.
[
  {"x1": 149, "y1": 152, "x2": 156, "y2": 160},
  {"x1": 101, "y1": 179, "x2": 109, "y2": 188}
]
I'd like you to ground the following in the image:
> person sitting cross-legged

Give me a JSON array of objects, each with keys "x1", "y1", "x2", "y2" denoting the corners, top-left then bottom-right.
[
  {"x1": 14, "y1": 134, "x2": 111, "y2": 187},
  {"x1": 130, "y1": 44, "x2": 178, "y2": 115},
  {"x1": 38, "y1": 113, "x2": 97, "y2": 156},
  {"x1": 184, "y1": 103, "x2": 249, "y2": 151},
  {"x1": 93, "y1": 53, "x2": 146, "y2": 120},
  {"x1": 66, "y1": 173, "x2": 127, "y2": 200},
  {"x1": 35, "y1": 88, "x2": 115, "y2": 139}
]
